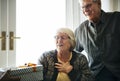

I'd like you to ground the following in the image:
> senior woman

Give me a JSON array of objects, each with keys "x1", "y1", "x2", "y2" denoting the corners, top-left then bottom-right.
[{"x1": 38, "y1": 27, "x2": 93, "y2": 81}]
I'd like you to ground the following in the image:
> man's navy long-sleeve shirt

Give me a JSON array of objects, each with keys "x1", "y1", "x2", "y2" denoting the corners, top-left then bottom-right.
[{"x1": 75, "y1": 10, "x2": 120, "y2": 77}]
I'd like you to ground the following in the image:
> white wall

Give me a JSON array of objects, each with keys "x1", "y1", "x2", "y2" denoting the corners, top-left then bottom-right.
[{"x1": 101, "y1": 0, "x2": 120, "y2": 12}]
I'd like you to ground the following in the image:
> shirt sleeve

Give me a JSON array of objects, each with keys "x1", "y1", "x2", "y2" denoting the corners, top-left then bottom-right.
[{"x1": 74, "y1": 26, "x2": 84, "y2": 52}]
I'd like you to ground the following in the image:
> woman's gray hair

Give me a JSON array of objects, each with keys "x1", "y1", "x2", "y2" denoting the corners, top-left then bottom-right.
[{"x1": 55, "y1": 27, "x2": 76, "y2": 51}]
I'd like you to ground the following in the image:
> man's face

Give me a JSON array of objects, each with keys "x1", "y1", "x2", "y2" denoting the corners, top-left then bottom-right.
[{"x1": 80, "y1": 0, "x2": 101, "y2": 22}]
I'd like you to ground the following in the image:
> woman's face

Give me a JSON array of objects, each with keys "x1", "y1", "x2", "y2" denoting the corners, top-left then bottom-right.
[
  {"x1": 55, "y1": 32, "x2": 71, "y2": 52},
  {"x1": 80, "y1": 0, "x2": 101, "y2": 22}
]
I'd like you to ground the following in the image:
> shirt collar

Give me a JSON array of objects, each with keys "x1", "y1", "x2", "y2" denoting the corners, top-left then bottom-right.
[{"x1": 100, "y1": 10, "x2": 106, "y2": 24}]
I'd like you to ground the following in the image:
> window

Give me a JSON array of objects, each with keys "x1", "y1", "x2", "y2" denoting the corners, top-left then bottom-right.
[{"x1": 16, "y1": 0, "x2": 66, "y2": 66}]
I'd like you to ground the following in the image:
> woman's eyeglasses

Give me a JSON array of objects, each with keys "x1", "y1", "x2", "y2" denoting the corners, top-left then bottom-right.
[{"x1": 54, "y1": 36, "x2": 70, "y2": 40}]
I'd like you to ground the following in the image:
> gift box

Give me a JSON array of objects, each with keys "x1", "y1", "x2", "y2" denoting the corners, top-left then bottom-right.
[{"x1": 9, "y1": 65, "x2": 43, "y2": 81}]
